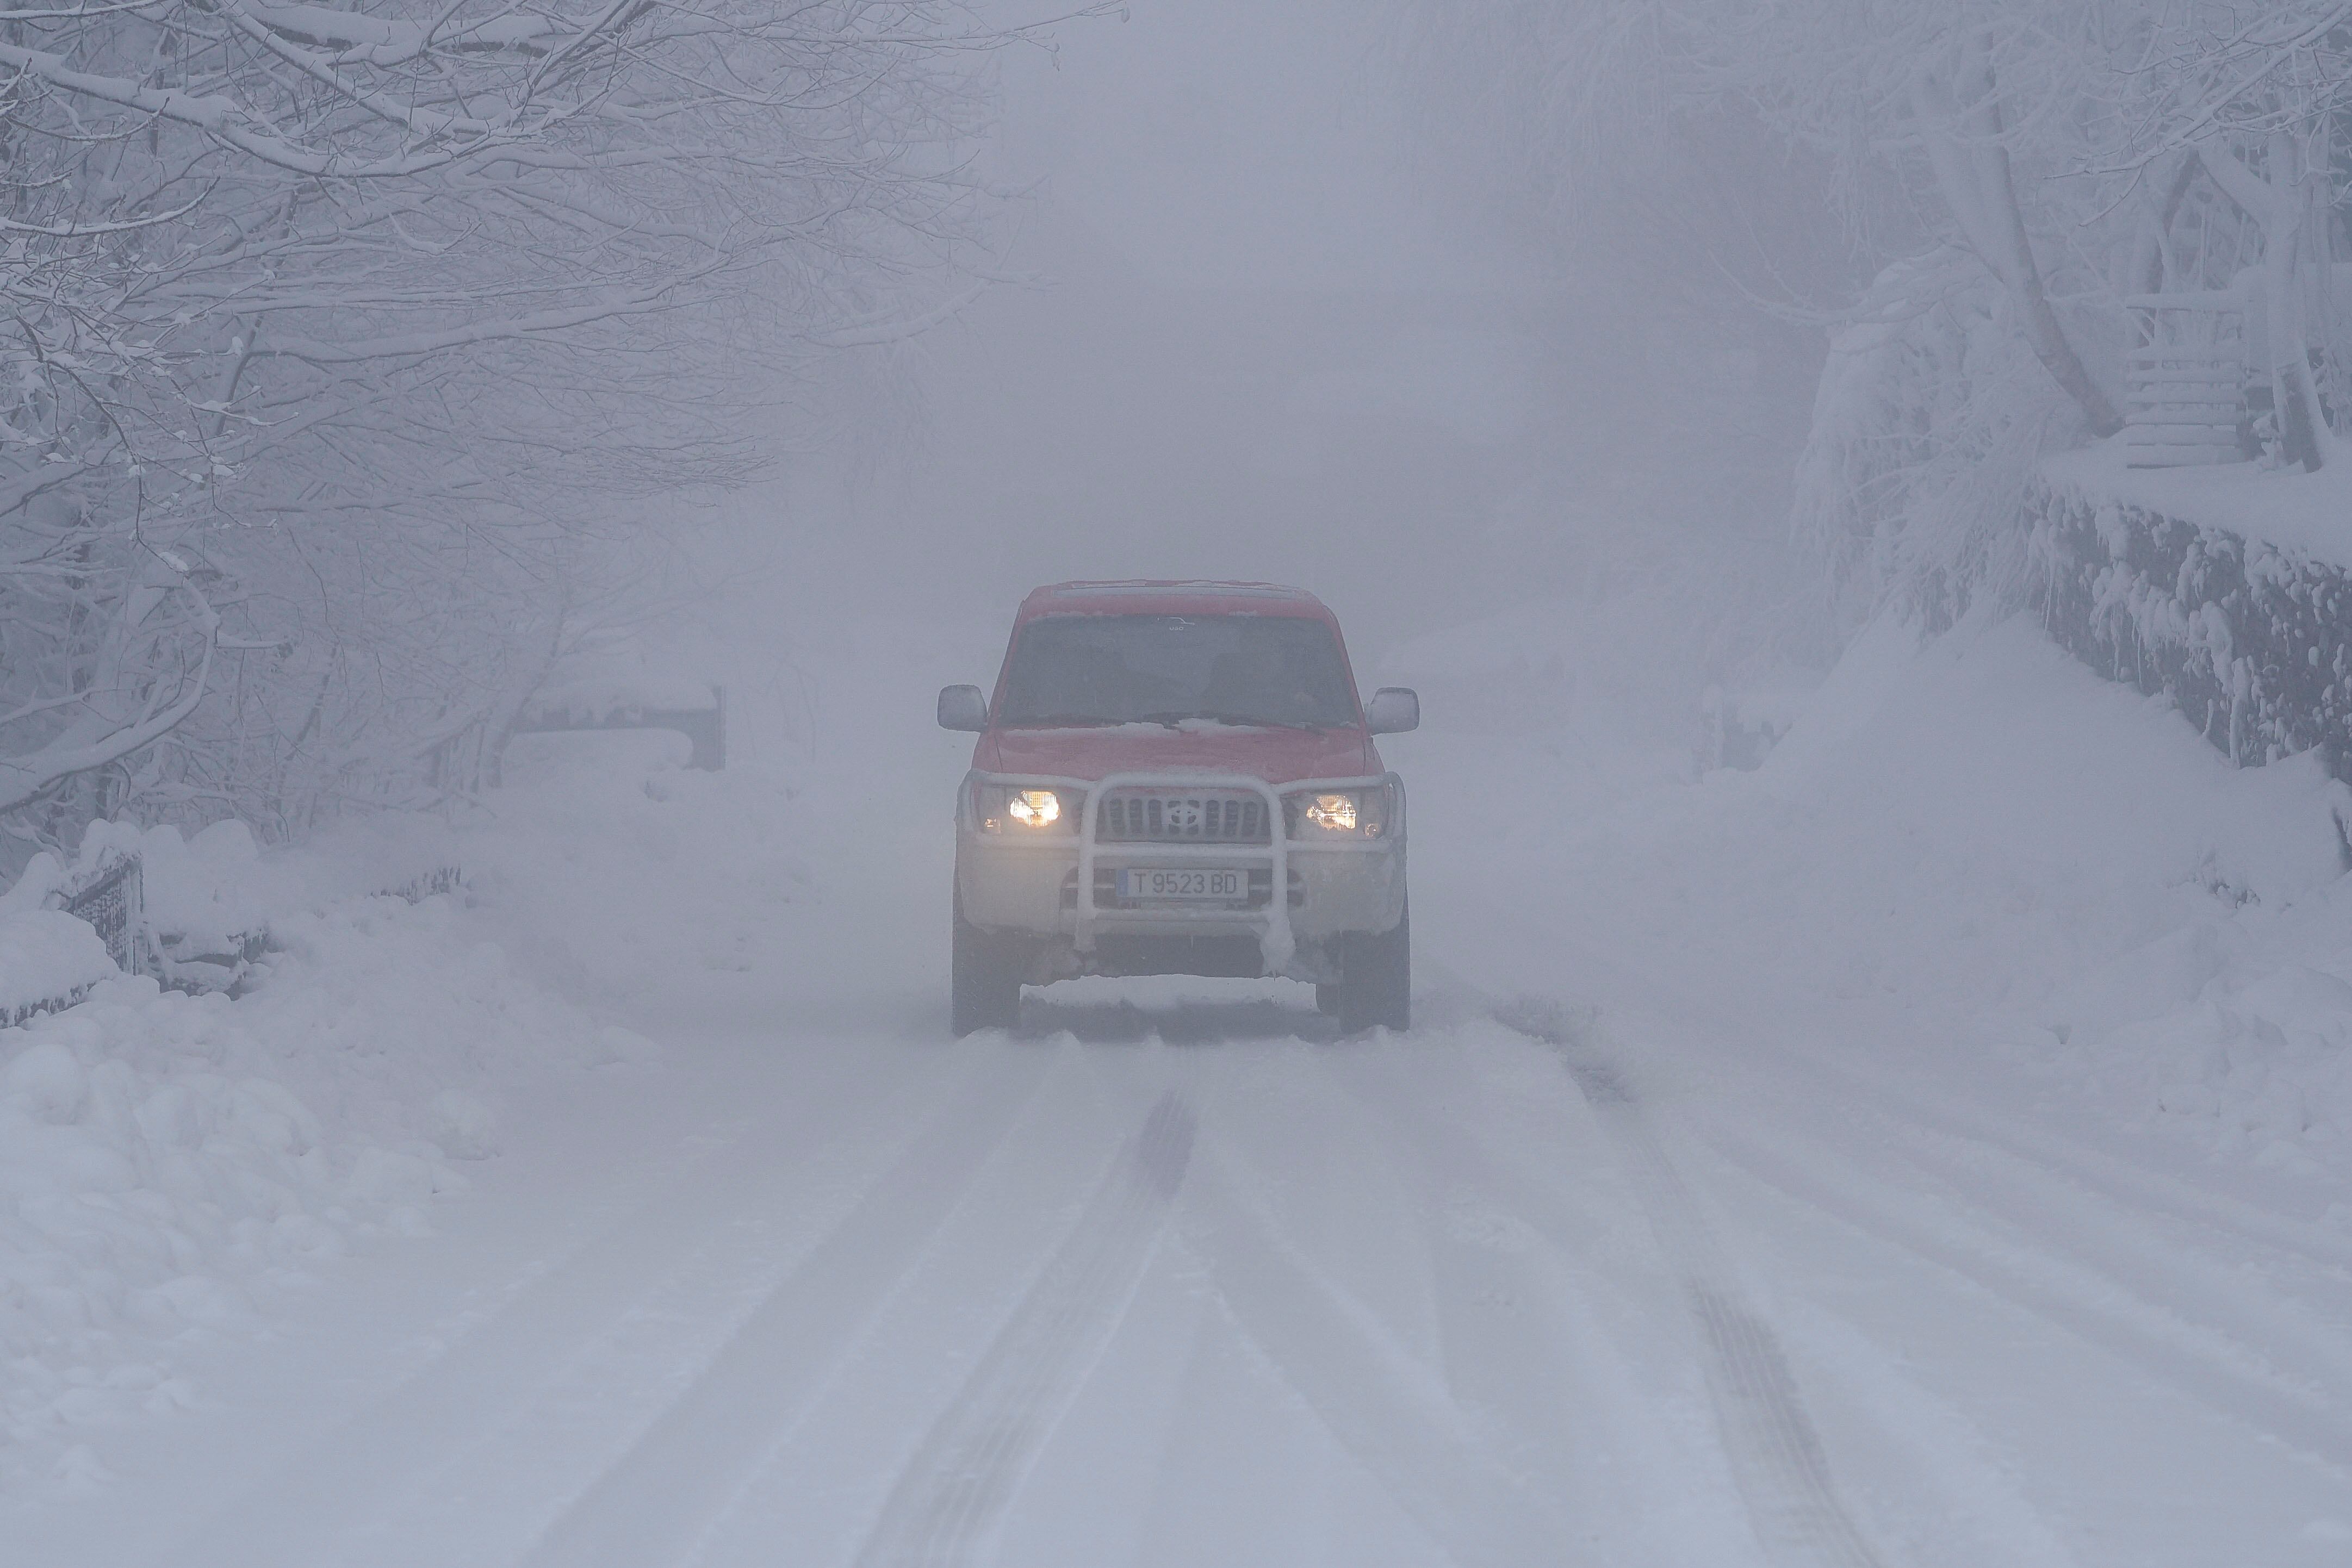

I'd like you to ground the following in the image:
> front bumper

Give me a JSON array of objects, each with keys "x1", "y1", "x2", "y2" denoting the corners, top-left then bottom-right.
[{"x1": 955, "y1": 770, "x2": 1406, "y2": 984}]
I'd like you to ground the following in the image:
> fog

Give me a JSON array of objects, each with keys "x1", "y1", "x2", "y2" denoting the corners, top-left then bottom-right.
[
  {"x1": 758, "y1": 0, "x2": 1804, "y2": 682},
  {"x1": 9, "y1": 5, "x2": 2351, "y2": 1565}
]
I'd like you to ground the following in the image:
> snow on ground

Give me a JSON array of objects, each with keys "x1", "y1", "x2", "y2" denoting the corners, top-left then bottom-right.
[
  {"x1": 0, "y1": 912, "x2": 114, "y2": 1023},
  {"x1": 5, "y1": 596, "x2": 2350, "y2": 1566},
  {"x1": 1391, "y1": 606, "x2": 2352, "y2": 1566},
  {"x1": 0, "y1": 825, "x2": 612, "y2": 1495},
  {"x1": 1397, "y1": 606, "x2": 2352, "y2": 1181}
]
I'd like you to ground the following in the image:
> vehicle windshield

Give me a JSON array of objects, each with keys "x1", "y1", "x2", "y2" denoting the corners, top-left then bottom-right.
[{"x1": 997, "y1": 613, "x2": 1358, "y2": 729}]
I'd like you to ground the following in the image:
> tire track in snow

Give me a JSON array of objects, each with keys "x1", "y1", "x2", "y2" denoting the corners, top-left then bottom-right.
[
  {"x1": 1858, "y1": 1122, "x2": 2352, "y2": 1397},
  {"x1": 163, "y1": 1041, "x2": 959, "y2": 1568},
  {"x1": 1175, "y1": 1138, "x2": 1576, "y2": 1566},
  {"x1": 1842, "y1": 1112, "x2": 2352, "y2": 1372},
  {"x1": 1720, "y1": 1034, "x2": 2352, "y2": 1278},
  {"x1": 1493, "y1": 997, "x2": 1889, "y2": 1568},
  {"x1": 515, "y1": 1044, "x2": 1057, "y2": 1568},
  {"x1": 1706, "y1": 1124, "x2": 2352, "y2": 1476},
  {"x1": 851, "y1": 1091, "x2": 1196, "y2": 1568},
  {"x1": 1302, "y1": 1039, "x2": 1770, "y2": 1566}
]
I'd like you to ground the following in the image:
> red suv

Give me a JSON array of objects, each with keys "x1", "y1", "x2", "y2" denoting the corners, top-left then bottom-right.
[{"x1": 938, "y1": 581, "x2": 1416, "y2": 1035}]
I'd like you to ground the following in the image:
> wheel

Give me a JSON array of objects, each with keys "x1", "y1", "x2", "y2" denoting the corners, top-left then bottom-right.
[
  {"x1": 1314, "y1": 982, "x2": 1342, "y2": 1017},
  {"x1": 951, "y1": 889, "x2": 1022, "y2": 1036},
  {"x1": 1337, "y1": 899, "x2": 1410, "y2": 1033}
]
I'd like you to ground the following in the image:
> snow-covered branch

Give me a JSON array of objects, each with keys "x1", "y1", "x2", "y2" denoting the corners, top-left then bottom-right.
[{"x1": 0, "y1": 0, "x2": 1034, "y2": 845}]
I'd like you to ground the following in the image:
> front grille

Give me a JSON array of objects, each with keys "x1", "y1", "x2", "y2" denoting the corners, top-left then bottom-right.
[{"x1": 1097, "y1": 791, "x2": 1270, "y2": 844}]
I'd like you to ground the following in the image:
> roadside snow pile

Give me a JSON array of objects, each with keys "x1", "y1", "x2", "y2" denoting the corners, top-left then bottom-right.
[
  {"x1": 1410, "y1": 609, "x2": 2352, "y2": 1179},
  {"x1": 0, "y1": 811, "x2": 462, "y2": 986},
  {"x1": 1737, "y1": 615, "x2": 2352, "y2": 1172},
  {"x1": 0, "y1": 833, "x2": 609, "y2": 1493},
  {"x1": 2039, "y1": 878, "x2": 2352, "y2": 1172},
  {"x1": 0, "y1": 914, "x2": 116, "y2": 1026}
]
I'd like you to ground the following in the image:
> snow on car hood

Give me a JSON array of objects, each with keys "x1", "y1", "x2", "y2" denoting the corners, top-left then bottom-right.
[{"x1": 978, "y1": 721, "x2": 1378, "y2": 785}]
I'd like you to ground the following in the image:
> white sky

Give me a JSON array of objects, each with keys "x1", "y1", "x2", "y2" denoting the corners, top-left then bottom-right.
[
  {"x1": 747, "y1": 2, "x2": 1563, "y2": 656},
  {"x1": 988, "y1": 1, "x2": 1521, "y2": 294}
]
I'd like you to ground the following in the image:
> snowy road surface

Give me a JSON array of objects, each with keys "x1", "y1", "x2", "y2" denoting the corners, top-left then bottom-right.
[
  {"x1": 34, "y1": 988, "x2": 2350, "y2": 1567},
  {"x1": 11, "y1": 614, "x2": 2352, "y2": 1566}
]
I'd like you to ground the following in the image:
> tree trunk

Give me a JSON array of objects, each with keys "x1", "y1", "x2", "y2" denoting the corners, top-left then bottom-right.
[
  {"x1": 2200, "y1": 137, "x2": 2329, "y2": 471},
  {"x1": 1913, "y1": 55, "x2": 2124, "y2": 438},
  {"x1": 2131, "y1": 155, "x2": 2199, "y2": 298}
]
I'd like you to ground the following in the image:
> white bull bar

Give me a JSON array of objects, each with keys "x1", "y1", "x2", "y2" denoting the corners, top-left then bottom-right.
[{"x1": 966, "y1": 769, "x2": 1405, "y2": 974}]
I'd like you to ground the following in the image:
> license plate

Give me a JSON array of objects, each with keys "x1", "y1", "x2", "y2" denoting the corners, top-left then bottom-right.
[{"x1": 1118, "y1": 868, "x2": 1243, "y2": 901}]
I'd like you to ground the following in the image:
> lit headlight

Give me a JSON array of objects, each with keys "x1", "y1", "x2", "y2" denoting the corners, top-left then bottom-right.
[
  {"x1": 1285, "y1": 786, "x2": 1389, "y2": 838},
  {"x1": 1007, "y1": 788, "x2": 1060, "y2": 827},
  {"x1": 1305, "y1": 793, "x2": 1356, "y2": 832},
  {"x1": 973, "y1": 782, "x2": 1077, "y2": 833}
]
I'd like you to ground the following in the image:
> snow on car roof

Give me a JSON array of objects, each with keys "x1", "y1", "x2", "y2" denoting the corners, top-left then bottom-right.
[
  {"x1": 1021, "y1": 580, "x2": 1330, "y2": 618},
  {"x1": 1047, "y1": 580, "x2": 1311, "y2": 599}
]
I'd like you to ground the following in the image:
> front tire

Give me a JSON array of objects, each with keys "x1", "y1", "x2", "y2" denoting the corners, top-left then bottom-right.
[
  {"x1": 1337, "y1": 899, "x2": 1410, "y2": 1033},
  {"x1": 951, "y1": 891, "x2": 1022, "y2": 1036}
]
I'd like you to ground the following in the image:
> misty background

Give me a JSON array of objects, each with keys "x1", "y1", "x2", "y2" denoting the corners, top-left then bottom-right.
[
  {"x1": 11, "y1": 0, "x2": 2351, "y2": 855},
  {"x1": 11, "y1": 6, "x2": 2352, "y2": 1562},
  {"x1": 703, "y1": 0, "x2": 1830, "y2": 768}
]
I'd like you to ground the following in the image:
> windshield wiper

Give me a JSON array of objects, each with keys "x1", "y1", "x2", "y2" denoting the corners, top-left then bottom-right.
[{"x1": 999, "y1": 714, "x2": 1123, "y2": 728}]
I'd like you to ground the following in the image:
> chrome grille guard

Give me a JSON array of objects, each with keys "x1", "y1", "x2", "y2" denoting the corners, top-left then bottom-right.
[{"x1": 962, "y1": 769, "x2": 1405, "y2": 971}]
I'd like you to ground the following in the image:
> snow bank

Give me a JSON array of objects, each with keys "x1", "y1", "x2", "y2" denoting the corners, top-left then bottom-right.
[
  {"x1": 1727, "y1": 617, "x2": 2352, "y2": 1172},
  {"x1": 2049, "y1": 910, "x2": 2352, "y2": 1169},
  {"x1": 0, "y1": 833, "x2": 598, "y2": 1493},
  {"x1": 3, "y1": 812, "x2": 461, "y2": 959},
  {"x1": 0, "y1": 914, "x2": 117, "y2": 1025},
  {"x1": 1422, "y1": 608, "x2": 2352, "y2": 1179}
]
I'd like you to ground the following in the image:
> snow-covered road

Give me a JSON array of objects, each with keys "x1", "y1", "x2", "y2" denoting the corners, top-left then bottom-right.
[
  {"x1": 11, "y1": 612, "x2": 2352, "y2": 1567},
  {"x1": 33, "y1": 985, "x2": 2349, "y2": 1567}
]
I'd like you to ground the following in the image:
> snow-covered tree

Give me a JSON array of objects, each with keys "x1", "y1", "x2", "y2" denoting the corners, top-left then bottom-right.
[
  {"x1": 0, "y1": 1, "x2": 1073, "y2": 853},
  {"x1": 1395, "y1": 1, "x2": 2352, "y2": 624}
]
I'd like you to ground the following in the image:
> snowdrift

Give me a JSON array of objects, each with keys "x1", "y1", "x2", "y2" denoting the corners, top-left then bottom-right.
[
  {"x1": 1400, "y1": 605, "x2": 2352, "y2": 1183},
  {"x1": 0, "y1": 820, "x2": 621, "y2": 1494}
]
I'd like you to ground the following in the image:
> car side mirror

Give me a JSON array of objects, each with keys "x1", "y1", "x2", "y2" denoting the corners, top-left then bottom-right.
[
  {"x1": 1366, "y1": 687, "x2": 1419, "y2": 735},
  {"x1": 938, "y1": 684, "x2": 989, "y2": 732}
]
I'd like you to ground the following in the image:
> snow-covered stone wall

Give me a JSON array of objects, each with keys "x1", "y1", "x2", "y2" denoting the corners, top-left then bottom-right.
[{"x1": 2031, "y1": 470, "x2": 2352, "y2": 794}]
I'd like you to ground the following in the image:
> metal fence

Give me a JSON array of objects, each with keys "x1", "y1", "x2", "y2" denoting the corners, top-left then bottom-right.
[{"x1": 65, "y1": 853, "x2": 144, "y2": 974}]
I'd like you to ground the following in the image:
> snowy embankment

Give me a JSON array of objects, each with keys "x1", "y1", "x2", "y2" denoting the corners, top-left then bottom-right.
[
  {"x1": 1398, "y1": 606, "x2": 2352, "y2": 1186},
  {"x1": 0, "y1": 819, "x2": 632, "y2": 1494}
]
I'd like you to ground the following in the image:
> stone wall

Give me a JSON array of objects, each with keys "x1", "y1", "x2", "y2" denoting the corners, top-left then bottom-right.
[{"x1": 2030, "y1": 475, "x2": 2352, "y2": 779}]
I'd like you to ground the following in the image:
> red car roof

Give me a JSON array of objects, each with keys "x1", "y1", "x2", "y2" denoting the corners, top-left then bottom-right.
[{"x1": 1016, "y1": 580, "x2": 1335, "y2": 622}]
